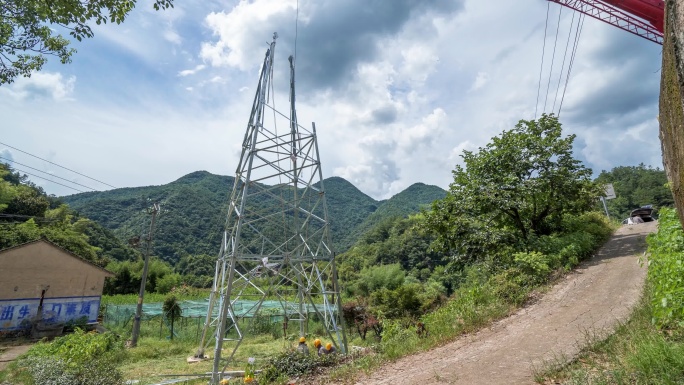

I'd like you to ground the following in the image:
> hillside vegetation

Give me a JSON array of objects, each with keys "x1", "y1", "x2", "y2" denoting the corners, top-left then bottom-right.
[
  {"x1": 62, "y1": 172, "x2": 446, "y2": 264},
  {"x1": 0, "y1": 164, "x2": 139, "y2": 265}
]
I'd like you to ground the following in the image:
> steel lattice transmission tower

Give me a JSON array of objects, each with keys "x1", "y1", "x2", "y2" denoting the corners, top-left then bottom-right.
[{"x1": 196, "y1": 34, "x2": 347, "y2": 384}]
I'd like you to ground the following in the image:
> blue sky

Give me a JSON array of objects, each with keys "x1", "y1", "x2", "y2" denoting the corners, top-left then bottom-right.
[{"x1": 1, "y1": 0, "x2": 663, "y2": 199}]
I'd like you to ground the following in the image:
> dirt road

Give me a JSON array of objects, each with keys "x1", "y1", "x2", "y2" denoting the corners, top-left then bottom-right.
[
  {"x1": 355, "y1": 222, "x2": 656, "y2": 385},
  {"x1": 0, "y1": 344, "x2": 31, "y2": 372}
]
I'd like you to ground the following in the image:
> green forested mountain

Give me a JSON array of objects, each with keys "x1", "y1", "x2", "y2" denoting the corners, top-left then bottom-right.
[
  {"x1": 62, "y1": 171, "x2": 446, "y2": 264},
  {"x1": 339, "y1": 183, "x2": 447, "y2": 250},
  {"x1": 315, "y1": 176, "x2": 380, "y2": 251},
  {"x1": 63, "y1": 171, "x2": 232, "y2": 264}
]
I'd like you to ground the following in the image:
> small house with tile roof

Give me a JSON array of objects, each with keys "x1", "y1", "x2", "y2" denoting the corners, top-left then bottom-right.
[{"x1": 0, "y1": 239, "x2": 114, "y2": 331}]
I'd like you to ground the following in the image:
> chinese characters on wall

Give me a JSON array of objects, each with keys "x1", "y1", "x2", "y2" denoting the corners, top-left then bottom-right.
[{"x1": 0, "y1": 296, "x2": 101, "y2": 330}]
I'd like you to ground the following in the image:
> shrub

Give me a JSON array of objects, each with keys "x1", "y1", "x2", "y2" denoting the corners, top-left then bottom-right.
[
  {"x1": 647, "y1": 207, "x2": 684, "y2": 328},
  {"x1": 513, "y1": 251, "x2": 550, "y2": 281},
  {"x1": 247, "y1": 309, "x2": 281, "y2": 338},
  {"x1": 380, "y1": 319, "x2": 420, "y2": 359},
  {"x1": 15, "y1": 329, "x2": 126, "y2": 385},
  {"x1": 24, "y1": 329, "x2": 125, "y2": 367},
  {"x1": 417, "y1": 279, "x2": 447, "y2": 313},
  {"x1": 342, "y1": 299, "x2": 382, "y2": 340},
  {"x1": 63, "y1": 316, "x2": 89, "y2": 333},
  {"x1": 20, "y1": 356, "x2": 124, "y2": 385},
  {"x1": 259, "y1": 350, "x2": 339, "y2": 383},
  {"x1": 488, "y1": 267, "x2": 530, "y2": 305},
  {"x1": 355, "y1": 264, "x2": 405, "y2": 296}
]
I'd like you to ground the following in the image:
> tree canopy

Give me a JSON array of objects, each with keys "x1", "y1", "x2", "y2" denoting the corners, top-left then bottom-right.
[
  {"x1": 428, "y1": 114, "x2": 601, "y2": 259},
  {"x1": 0, "y1": 0, "x2": 173, "y2": 84},
  {"x1": 0, "y1": 162, "x2": 138, "y2": 265},
  {"x1": 595, "y1": 164, "x2": 673, "y2": 219}
]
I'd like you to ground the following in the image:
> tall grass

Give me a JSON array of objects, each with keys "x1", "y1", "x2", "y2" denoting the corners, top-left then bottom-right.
[{"x1": 101, "y1": 289, "x2": 210, "y2": 306}]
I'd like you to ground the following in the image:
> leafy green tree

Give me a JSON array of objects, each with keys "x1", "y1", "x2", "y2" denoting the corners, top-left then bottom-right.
[
  {"x1": 176, "y1": 253, "x2": 214, "y2": 276},
  {"x1": 5, "y1": 185, "x2": 49, "y2": 217},
  {"x1": 370, "y1": 283, "x2": 422, "y2": 319},
  {"x1": 156, "y1": 272, "x2": 182, "y2": 294},
  {"x1": 0, "y1": 166, "x2": 17, "y2": 211},
  {"x1": 103, "y1": 257, "x2": 175, "y2": 294},
  {"x1": 163, "y1": 295, "x2": 182, "y2": 340},
  {"x1": 0, "y1": 206, "x2": 102, "y2": 263},
  {"x1": 0, "y1": 0, "x2": 174, "y2": 84},
  {"x1": 429, "y1": 114, "x2": 600, "y2": 255},
  {"x1": 103, "y1": 261, "x2": 139, "y2": 295},
  {"x1": 354, "y1": 263, "x2": 405, "y2": 297}
]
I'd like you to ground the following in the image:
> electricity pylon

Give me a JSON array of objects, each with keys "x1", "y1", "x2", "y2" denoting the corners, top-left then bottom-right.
[{"x1": 196, "y1": 34, "x2": 347, "y2": 384}]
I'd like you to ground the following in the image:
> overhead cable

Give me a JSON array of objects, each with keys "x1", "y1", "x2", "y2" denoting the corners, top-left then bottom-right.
[
  {"x1": 294, "y1": 0, "x2": 299, "y2": 65},
  {"x1": 558, "y1": 13, "x2": 585, "y2": 117},
  {"x1": 0, "y1": 141, "x2": 116, "y2": 189},
  {"x1": 535, "y1": 2, "x2": 552, "y2": 119},
  {"x1": 543, "y1": 5, "x2": 563, "y2": 114},
  {"x1": 0, "y1": 156, "x2": 98, "y2": 191},
  {"x1": 10, "y1": 167, "x2": 87, "y2": 193},
  {"x1": 552, "y1": 10, "x2": 577, "y2": 113}
]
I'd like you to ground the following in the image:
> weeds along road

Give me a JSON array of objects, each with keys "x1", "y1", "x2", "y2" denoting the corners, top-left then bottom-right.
[{"x1": 356, "y1": 221, "x2": 656, "y2": 385}]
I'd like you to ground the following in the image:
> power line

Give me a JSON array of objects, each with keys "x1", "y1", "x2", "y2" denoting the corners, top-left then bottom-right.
[
  {"x1": 10, "y1": 167, "x2": 87, "y2": 193},
  {"x1": 0, "y1": 141, "x2": 116, "y2": 189},
  {"x1": 294, "y1": 0, "x2": 299, "y2": 65},
  {"x1": 0, "y1": 156, "x2": 98, "y2": 192},
  {"x1": 552, "y1": 10, "x2": 577, "y2": 113},
  {"x1": 535, "y1": 2, "x2": 551, "y2": 119},
  {"x1": 558, "y1": 12, "x2": 585, "y2": 117},
  {"x1": 543, "y1": 5, "x2": 563, "y2": 113}
]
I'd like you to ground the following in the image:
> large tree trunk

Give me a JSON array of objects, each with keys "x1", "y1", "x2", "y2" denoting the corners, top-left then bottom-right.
[{"x1": 660, "y1": 0, "x2": 684, "y2": 226}]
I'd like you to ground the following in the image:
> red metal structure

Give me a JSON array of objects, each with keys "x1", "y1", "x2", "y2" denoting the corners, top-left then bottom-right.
[{"x1": 548, "y1": 0, "x2": 664, "y2": 44}]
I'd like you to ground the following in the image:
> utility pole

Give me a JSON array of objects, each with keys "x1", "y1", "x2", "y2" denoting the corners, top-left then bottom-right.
[{"x1": 130, "y1": 202, "x2": 160, "y2": 347}]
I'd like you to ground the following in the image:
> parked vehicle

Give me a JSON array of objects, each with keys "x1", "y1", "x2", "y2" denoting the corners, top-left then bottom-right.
[{"x1": 622, "y1": 205, "x2": 655, "y2": 224}]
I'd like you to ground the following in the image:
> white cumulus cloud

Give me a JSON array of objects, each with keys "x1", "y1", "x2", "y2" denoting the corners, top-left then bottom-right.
[
  {"x1": 200, "y1": 0, "x2": 297, "y2": 70},
  {"x1": 178, "y1": 64, "x2": 206, "y2": 77},
  {"x1": 2, "y1": 72, "x2": 76, "y2": 101}
]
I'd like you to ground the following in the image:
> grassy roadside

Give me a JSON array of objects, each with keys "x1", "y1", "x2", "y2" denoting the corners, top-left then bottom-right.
[
  {"x1": 537, "y1": 208, "x2": 684, "y2": 385},
  {"x1": 534, "y1": 290, "x2": 684, "y2": 385}
]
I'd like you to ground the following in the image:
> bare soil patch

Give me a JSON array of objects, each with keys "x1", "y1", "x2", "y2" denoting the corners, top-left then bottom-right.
[{"x1": 0, "y1": 344, "x2": 32, "y2": 371}]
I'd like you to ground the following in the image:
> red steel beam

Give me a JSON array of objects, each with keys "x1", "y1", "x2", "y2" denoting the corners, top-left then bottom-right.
[
  {"x1": 602, "y1": 0, "x2": 664, "y2": 32},
  {"x1": 548, "y1": 0, "x2": 664, "y2": 45}
]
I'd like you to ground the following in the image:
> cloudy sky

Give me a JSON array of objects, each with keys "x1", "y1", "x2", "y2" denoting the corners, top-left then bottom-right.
[{"x1": 1, "y1": 0, "x2": 663, "y2": 200}]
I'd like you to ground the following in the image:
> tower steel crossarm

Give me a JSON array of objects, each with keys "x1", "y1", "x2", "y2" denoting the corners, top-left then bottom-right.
[{"x1": 548, "y1": 0, "x2": 663, "y2": 44}]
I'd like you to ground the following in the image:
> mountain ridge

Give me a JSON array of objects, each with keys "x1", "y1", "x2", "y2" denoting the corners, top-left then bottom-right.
[{"x1": 62, "y1": 171, "x2": 446, "y2": 263}]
